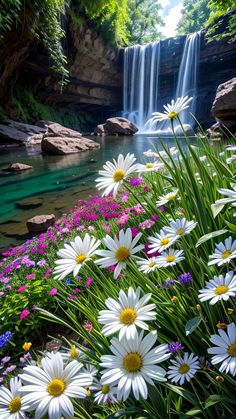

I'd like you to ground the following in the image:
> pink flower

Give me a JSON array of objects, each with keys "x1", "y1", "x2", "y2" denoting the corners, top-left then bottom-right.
[
  {"x1": 73, "y1": 288, "x2": 81, "y2": 293},
  {"x1": 19, "y1": 309, "x2": 30, "y2": 320},
  {"x1": 85, "y1": 278, "x2": 93, "y2": 287},
  {"x1": 121, "y1": 193, "x2": 129, "y2": 203},
  {"x1": 107, "y1": 265, "x2": 116, "y2": 271},
  {"x1": 130, "y1": 177, "x2": 143, "y2": 187},
  {"x1": 17, "y1": 285, "x2": 27, "y2": 293},
  {"x1": 144, "y1": 242, "x2": 160, "y2": 257},
  {"x1": 48, "y1": 288, "x2": 58, "y2": 296},
  {"x1": 83, "y1": 323, "x2": 93, "y2": 331},
  {"x1": 159, "y1": 205, "x2": 165, "y2": 212},
  {"x1": 117, "y1": 214, "x2": 129, "y2": 226},
  {"x1": 143, "y1": 186, "x2": 150, "y2": 192},
  {"x1": 104, "y1": 223, "x2": 111, "y2": 234},
  {"x1": 139, "y1": 219, "x2": 155, "y2": 229},
  {"x1": 130, "y1": 227, "x2": 140, "y2": 237},
  {"x1": 25, "y1": 273, "x2": 35, "y2": 281},
  {"x1": 44, "y1": 268, "x2": 52, "y2": 278},
  {"x1": 152, "y1": 214, "x2": 159, "y2": 221},
  {"x1": 69, "y1": 295, "x2": 76, "y2": 300}
]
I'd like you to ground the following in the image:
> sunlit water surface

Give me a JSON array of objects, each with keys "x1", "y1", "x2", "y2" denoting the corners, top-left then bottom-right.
[{"x1": 0, "y1": 134, "x2": 197, "y2": 250}]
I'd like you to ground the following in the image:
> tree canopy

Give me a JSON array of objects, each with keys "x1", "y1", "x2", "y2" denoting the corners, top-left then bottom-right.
[{"x1": 126, "y1": 0, "x2": 163, "y2": 45}]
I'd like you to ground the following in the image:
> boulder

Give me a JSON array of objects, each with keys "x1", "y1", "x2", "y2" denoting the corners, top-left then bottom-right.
[
  {"x1": 46, "y1": 123, "x2": 82, "y2": 138},
  {"x1": 41, "y1": 136, "x2": 100, "y2": 155},
  {"x1": 2, "y1": 163, "x2": 33, "y2": 172},
  {"x1": 103, "y1": 117, "x2": 138, "y2": 135},
  {"x1": 25, "y1": 133, "x2": 44, "y2": 146},
  {"x1": 212, "y1": 78, "x2": 236, "y2": 120},
  {"x1": 94, "y1": 124, "x2": 105, "y2": 135},
  {"x1": 26, "y1": 214, "x2": 55, "y2": 233},
  {"x1": 0, "y1": 120, "x2": 46, "y2": 144}
]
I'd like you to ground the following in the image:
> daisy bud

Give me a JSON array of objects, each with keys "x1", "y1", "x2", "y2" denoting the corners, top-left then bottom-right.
[
  {"x1": 215, "y1": 375, "x2": 224, "y2": 383},
  {"x1": 171, "y1": 296, "x2": 178, "y2": 303},
  {"x1": 216, "y1": 322, "x2": 227, "y2": 329},
  {"x1": 228, "y1": 308, "x2": 234, "y2": 315},
  {"x1": 196, "y1": 304, "x2": 201, "y2": 311}
]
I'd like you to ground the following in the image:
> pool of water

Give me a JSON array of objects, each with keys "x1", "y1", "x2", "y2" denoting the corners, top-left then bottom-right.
[{"x1": 0, "y1": 134, "x2": 196, "y2": 250}]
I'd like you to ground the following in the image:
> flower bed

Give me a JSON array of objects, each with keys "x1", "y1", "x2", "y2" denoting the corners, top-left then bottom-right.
[{"x1": 0, "y1": 101, "x2": 236, "y2": 418}]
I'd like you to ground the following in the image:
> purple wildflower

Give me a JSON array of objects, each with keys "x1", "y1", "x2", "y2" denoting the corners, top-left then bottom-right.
[
  {"x1": 178, "y1": 272, "x2": 193, "y2": 285},
  {"x1": 167, "y1": 342, "x2": 184, "y2": 353},
  {"x1": 0, "y1": 332, "x2": 13, "y2": 349}
]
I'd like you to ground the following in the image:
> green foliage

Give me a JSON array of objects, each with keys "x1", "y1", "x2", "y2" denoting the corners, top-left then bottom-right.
[
  {"x1": 177, "y1": 0, "x2": 236, "y2": 43},
  {"x1": 126, "y1": 0, "x2": 163, "y2": 45},
  {"x1": 0, "y1": 0, "x2": 22, "y2": 39},
  {"x1": 177, "y1": 0, "x2": 211, "y2": 35},
  {"x1": 13, "y1": 86, "x2": 95, "y2": 131}
]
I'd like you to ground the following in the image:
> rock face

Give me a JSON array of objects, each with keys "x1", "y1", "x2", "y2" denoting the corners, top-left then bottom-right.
[
  {"x1": 212, "y1": 77, "x2": 236, "y2": 125},
  {"x1": 41, "y1": 122, "x2": 100, "y2": 155},
  {"x1": 2, "y1": 162, "x2": 33, "y2": 171},
  {"x1": 26, "y1": 214, "x2": 55, "y2": 233},
  {"x1": 0, "y1": 120, "x2": 45, "y2": 144},
  {"x1": 95, "y1": 117, "x2": 138, "y2": 135}
]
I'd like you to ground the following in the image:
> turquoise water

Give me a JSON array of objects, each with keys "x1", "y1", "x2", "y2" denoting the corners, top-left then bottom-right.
[{"x1": 0, "y1": 135, "x2": 196, "y2": 250}]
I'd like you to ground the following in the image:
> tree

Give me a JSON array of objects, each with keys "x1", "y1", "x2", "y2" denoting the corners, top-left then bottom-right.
[
  {"x1": 177, "y1": 0, "x2": 211, "y2": 35},
  {"x1": 126, "y1": 0, "x2": 163, "y2": 45}
]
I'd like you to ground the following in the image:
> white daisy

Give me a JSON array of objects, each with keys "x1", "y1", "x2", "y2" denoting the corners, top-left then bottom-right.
[
  {"x1": 198, "y1": 272, "x2": 236, "y2": 305},
  {"x1": 100, "y1": 330, "x2": 169, "y2": 401},
  {"x1": 136, "y1": 161, "x2": 164, "y2": 173},
  {"x1": 158, "y1": 147, "x2": 179, "y2": 158},
  {"x1": 98, "y1": 287, "x2": 156, "y2": 340},
  {"x1": 215, "y1": 185, "x2": 236, "y2": 207},
  {"x1": 19, "y1": 352, "x2": 93, "y2": 419},
  {"x1": 143, "y1": 149, "x2": 159, "y2": 158},
  {"x1": 163, "y1": 218, "x2": 197, "y2": 239},
  {"x1": 147, "y1": 229, "x2": 178, "y2": 254},
  {"x1": 0, "y1": 377, "x2": 29, "y2": 419},
  {"x1": 54, "y1": 234, "x2": 100, "y2": 280},
  {"x1": 151, "y1": 96, "x2": 192, "y2": 122},
  {"x1": 136, "y1": 256, "x2": 160, "y2": 273},
  {"x1": 156, "y1": 190, "x2": 178, "y2": 207},
  {"x1": 208, "y1": 237, "x2": 236, "y2": 266},
  {"x1": 155, "y1": 248, "x2": 185, "y2": 267},
  {"x1": 95, "y1": 153, "x2": 137, "y2": 197},
  {"x1": 95, "y1": 228, "x2": 144, "y2": 279},
  {"x1": 208, "y1": 323, "x2": 236, "y2": 376},
  {"x1": 167, "y1": 352, "x2": 199, "y2": 385},
  {"x1": 225, "y1": 145, "x2": 236, "y2": 151},
  {"x1": 93, "y1": 382, "x2": 117, "y2": 404}
]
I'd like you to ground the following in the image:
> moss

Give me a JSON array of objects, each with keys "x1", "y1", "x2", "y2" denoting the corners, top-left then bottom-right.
[{"x1": 13, "y1": 86, "x2": 95, "y2": 132}]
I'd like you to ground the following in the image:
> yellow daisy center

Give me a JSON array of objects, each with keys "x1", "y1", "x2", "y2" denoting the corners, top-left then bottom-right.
[
  {"x1": 228, "y1": 342, "x2": 236, "y2": 357},
  {"x1": 70, "y1": 345, "x2": 78, "y2": 359},
  {"x1": 75, "y1": 254, "x2": 87, "y2": 264},
  {"x1": 148, "y1": 261, "x2": 156, "y2": 267},
  {"x1": 113, "y1": 169, "x2": 125, "y2": 182},
  {"x1": 146, "y1": 163, "x2": 153, "y2": 168},
  {"x1": 123, "y1": 352, "x2": 142, "y2": 372},
  {"x1": 178, "y1": 363, "x2": 190, "y2": 374},
  {"x1": 160, "y1": 238, "x2": 170, "y2": 246},
  {"x1": 86, "y1": 387, "x2": 91, "y2": 397},
  {"x1": 167, "y1": 194, "x2": 176, "y2": 201},
  {"x1": 101, "y1": 385, "x2": 110, "y2": 394},
  {"x1": 221, "y1": 250, "x2": 232, "y2": 259},
  {"x1": 115, "y1": 246, "x2": 130, "y2": 262},
  {"x1": 166, "y1": 255, "x2": 175, "y2": 263},
  {"x1": 120, "y1": 307, "x2": 137, "y2": 324},
  {"x1": 214, "y1": 285, "x2": 229, "y2": 295},
  {"x1": 168, "y1": 111, "x2": 178, "y2": 119},
  {"x1": 9, "y1": 397, "x2": 22, "y2": 413},
  {"x1": 177, "y1": 228, "x2": 184, "y2": 235},
  {"x1": 47, "y1": 379, "x2": 66, "y2": 396}
]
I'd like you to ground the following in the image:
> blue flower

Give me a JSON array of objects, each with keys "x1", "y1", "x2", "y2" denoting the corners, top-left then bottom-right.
[
  {"x1": 64, "y1": 278, "x2": 71, "y2": 285},
  {"x1": 178, "y1": 272, "x2": 193, "y2": 285},
  {"x1": 0, "y1": 332, "x2": 13, "y2": 349},
  {"x1": 164, "y1": 279, "x2": 175, "y2": 288}
]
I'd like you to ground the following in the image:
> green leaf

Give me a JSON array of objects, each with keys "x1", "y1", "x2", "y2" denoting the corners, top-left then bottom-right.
[
  {"x1": 225, "y1": 220, "x2": 236, "y2": 233},
  {"x1": 164, "y1": 384, "x2": 198, "y2": 405},
  {"x1": 211, "y1": 203, "x2": 225, "y2": 218},
  {"x1": 196, "y1": 229, "x2": 228, "y2": 247},
  {"x1": 204, "y1": 394, "x2": 224, "y2": 408},
  {"x1": 185, "y1": 407, "x2": 202, "y2": 416},
  {"x1": 148, "y1": 385, "x2": 168, "y2": 419},
  {"x1": 207, "y1": 154, "x2": 233, "y2": 177},
  {"x1": 185, "y1": 316, "x2": 202, "y2": 336}
]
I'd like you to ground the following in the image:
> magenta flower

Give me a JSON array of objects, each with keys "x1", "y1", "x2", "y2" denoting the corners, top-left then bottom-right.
[
  {"x1": 85, "y1": 277, "x2": 93, "y2": 287},
  {"x1": 139, "y1": 219, "x2": 155, "y2": 229},
  {"x1": 104, "y1": 223, "x2": 111, "y2": 234},
  {"x1": 152, "y1": 214, "x2": 159, "y2": 221},
  {"x1": 130, "y1": 227, "x2": 140, "y2": 237},
  {"x1": 16, "y1": 285, "x2": 27, "y2": 293},
  {"x1": 25, "y1": 273, "x2": 35, "y2": 280},
  {"x1": 117, "y1": 214, "x2": 129, "y2": 226},
  {"x1": 69, "y1": 295, "x2": 76, "y2": 300},
  {"x1": 44, "y1": 268, "x2": 52, "y2": 278},
  {"x1": 73, "y1": 288, "x2": 81, "y2": 293},
  {"x1": 19, "y1": 309, "x2": 30, "y2": 320},
  {"x1": 83, "y1": 323, "x2": 93, "y2": 331},
  {"x1": 48, "y1": 288, "x2": 58, "y2": 296},
  {"x1": 130, "y1": 177, "x2": 143, "y2": 187},
  {"x1": 144, "y1": 242, "x2": 160, "y2": 257},
  {"x1": 143, "y1": 186, "x2": 150, "y2": 192}
]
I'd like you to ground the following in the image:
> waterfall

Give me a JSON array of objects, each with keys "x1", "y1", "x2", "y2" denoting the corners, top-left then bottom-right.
[
  {"x1": 123, "y1": 31, "x2": 201, "y2": 134},
  {"x1": 123, "y1": 41, "x2": 161, "y2": 133},
  {"x1": 175, "y1": 31, "x2": 201, "y2": 127}
]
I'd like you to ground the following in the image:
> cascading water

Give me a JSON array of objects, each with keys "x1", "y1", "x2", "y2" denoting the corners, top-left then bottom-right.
[
  {"x1": 175, "y1": 31, "x2": 201, "y2": 128},
  {"x1": 123, "y1": 31, "x2": 201, "y2": 134},
  {"x1": 123, "y1": 41, "x2": 161, "y2": 132}
]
